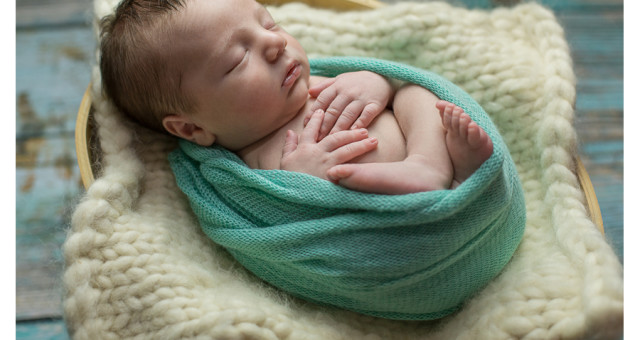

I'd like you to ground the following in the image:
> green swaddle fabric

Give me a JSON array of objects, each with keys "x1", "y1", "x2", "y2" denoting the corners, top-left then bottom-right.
[{"x1": 168, "y1": 57, "x2": 526, "y2": 320}]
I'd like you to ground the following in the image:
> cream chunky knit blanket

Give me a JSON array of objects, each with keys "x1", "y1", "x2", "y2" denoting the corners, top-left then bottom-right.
[{"x1": 63, "y1": 1, "x2": 624, "y2": 339}]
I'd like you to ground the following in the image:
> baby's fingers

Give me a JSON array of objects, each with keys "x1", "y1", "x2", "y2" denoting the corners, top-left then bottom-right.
[
  {"x1": 320, "y1": 128, "x2": 378, "y2": 164},
  {"x1": 300, "y1": 109, "x2": 323, "y2": 143},
  {"x1": 318, "y1": 94, "x2": 352, "y2": 138},
  {"x1": 350, "y1": 102, "x2": 383, "y2": 130},
  {"x1": 332, "y1": 135, "x2": 378, "y2": 164},
  {"x1": 306, "y1": 86, "x2": 339, "y2": 127},
  {"x1": 328, "y1": 100, "x2": 366, "y2": 136},
  {"x1": 308, "y1": 77, "x2": 336, "y2": 98},
  {"x1": 320, "y1": 128, "x2": 369, "y2": 149},
  {"x1": 281, "y1": 130, "x2": 299, "y2": 159}
]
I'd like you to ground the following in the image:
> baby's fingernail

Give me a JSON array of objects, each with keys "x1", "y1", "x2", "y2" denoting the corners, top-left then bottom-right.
[{"x1": 369, "y1": 137, "x2": 377, "y2": 143}]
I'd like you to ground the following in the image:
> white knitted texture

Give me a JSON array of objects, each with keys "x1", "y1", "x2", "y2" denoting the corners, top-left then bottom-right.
[{"x1": 63, "y1": 1, "x2": 623, "y2": 339}]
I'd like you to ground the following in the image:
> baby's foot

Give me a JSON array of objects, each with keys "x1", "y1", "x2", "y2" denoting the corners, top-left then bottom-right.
[
  {"x1": 327, "y1": 156, "x2": 452, "y2": 195},
  {"x1": 436, "y1": 100, "x2": 493, "y2": 188}
]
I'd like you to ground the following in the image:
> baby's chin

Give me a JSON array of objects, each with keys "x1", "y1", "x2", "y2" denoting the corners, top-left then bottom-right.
[{"x1": 291, "y1": 74, "x2": 311, "y2": 105}]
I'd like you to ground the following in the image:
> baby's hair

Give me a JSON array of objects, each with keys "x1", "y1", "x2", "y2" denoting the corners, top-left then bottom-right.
[{"x1": 100, "y1": 0, "x2": 196, "y2": 133}]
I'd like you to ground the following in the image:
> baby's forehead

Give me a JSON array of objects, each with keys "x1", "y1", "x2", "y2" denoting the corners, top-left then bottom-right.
[
  {"x1": 163, "y1": 0, "x2": 275, "y2": 69},
  {"x1": 157, "y1": 13, "x2": 226, "y2": 75}
]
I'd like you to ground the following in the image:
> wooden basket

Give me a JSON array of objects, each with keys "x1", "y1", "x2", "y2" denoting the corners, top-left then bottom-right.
[{"x1": 75, "y1": 0, "x2": 604, "y2": 234}]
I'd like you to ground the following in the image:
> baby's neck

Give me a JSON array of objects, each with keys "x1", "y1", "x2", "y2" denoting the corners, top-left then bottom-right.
[
  {"x1": 236, "y1": 76, "x2": 325, "y2": 168},
  {"x1": 235, "y1": 99, "x2": 309, "y2": 169}
]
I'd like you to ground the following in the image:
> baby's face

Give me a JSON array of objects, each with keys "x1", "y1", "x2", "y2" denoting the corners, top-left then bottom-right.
[{"x1": 171, "y1": 0, "x2": 310, "y2": 150}]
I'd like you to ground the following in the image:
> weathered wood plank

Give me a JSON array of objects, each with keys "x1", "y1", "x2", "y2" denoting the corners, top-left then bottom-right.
[
  {"x1": 16, "y1": 0, "x2": 92, "y2": 28},
  {"x1": 16, "y1": 149, "x2": 81, "y2": 319},
  {"x1": 575, "y1": 107, "x2": 623, "y2": 262},
  {"x1": 557, "y1": 2, "x2": 623, "y2": 264},
  {"x1": 16, "y1": 27, "x2": 95, "y2": 136},
  {"x1": 16, "y1": 26, "x2": 93, "y2": 321},
  {"x1": 560, "y1": 9, "x2": 623, "y2": 112},
  {"x1": 16, "y1": 318, "x2": 70, "y2": 340}
]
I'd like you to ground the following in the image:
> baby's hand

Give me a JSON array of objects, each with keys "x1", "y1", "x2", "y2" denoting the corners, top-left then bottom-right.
[
  {"x1": 306, "y1": 71, "x2": 394, "y2": 140},
  {"x1": 281, "y1": 109, "x2": 378, "y2": 180}
]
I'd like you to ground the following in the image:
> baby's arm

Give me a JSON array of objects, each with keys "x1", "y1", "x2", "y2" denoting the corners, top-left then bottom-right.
[
  {"x1": 281, "y1": 109, "x2": 378, "y2": 181},
  {"x1": 306, "y1": 71, "x2": 395, "y2": 140}
]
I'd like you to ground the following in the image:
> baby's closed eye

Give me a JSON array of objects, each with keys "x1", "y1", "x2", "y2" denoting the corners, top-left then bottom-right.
[{"x1": 227, "y1": 50, "x2": 248, "y2": 74}]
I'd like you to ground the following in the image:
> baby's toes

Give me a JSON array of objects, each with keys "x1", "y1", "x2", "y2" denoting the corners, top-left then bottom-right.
[
  {"x1": 468, "y1": 122, "x2": 492, "y2": 153},
  {"x1": 441, "y1": 104, "x2": 454, "y2": 131},
  {"x1": 435, "y1": 100, "x2": 451, "y2": 112},
  {"x1": 467, "y1": 122, "x2": 483, "y2": 146},
  {"x1": 448, "y1": 107, "x2": 457, "y2": 130},
  {"x1": 458, "y1": 113, "x2": 471, "y2": 138}
]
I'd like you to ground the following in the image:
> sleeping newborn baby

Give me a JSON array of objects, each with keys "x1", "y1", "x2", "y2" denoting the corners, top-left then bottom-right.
[
  {"x1": 100, "y1": 0, "x2": 493, "y2": 195},
  {"x1": 101, "y1": 0, "x2": 526, "y2": 320}
]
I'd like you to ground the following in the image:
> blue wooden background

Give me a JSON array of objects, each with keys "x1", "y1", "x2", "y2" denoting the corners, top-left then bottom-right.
[{"x1": 15, "y1": 0, "x2": 623, "y2": 338}]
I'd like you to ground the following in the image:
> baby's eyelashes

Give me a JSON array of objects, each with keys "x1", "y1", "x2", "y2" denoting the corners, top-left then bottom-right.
[{"x1": 226, "y1": 50, "x2": 248, "y2": 74}]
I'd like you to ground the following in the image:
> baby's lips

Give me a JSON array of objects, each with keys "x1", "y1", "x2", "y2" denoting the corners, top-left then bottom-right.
[{"x1": 282, "y1": 61, "x2": 301, "y2": 87}]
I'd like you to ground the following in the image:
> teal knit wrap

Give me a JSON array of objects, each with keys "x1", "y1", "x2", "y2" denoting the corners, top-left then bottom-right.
[{"x1": 168, "y1": 57, "x2": 526, "y2": 320}]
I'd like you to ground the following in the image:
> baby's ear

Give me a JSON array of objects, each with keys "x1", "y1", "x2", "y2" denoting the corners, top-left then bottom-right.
[{"x1": 162, "y1": 114, "x2": 216, "y2": 146}]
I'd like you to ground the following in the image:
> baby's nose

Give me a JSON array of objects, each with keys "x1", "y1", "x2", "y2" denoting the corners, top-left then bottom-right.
[{"x1": 265, "y1": 34, "x2": 287, "y2": 62}]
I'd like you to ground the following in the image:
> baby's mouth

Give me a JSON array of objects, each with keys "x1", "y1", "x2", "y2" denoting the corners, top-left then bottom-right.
[{"x1": 283, "y1": 62, "x2": 301, "y2": 87}]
